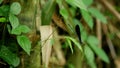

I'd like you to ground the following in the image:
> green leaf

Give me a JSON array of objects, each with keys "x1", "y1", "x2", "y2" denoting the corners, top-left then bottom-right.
[
  {"x1": 81, "y1": 10, "x2": 93, "y2": 29},
  {"x1": 41, "y1": 0, "x2": 56, "y2": 25},
  {"x1": 19, "y1": 25, "x2": 31, "y2": 33},
  {"x1": 0, "y1": 46, "x2": 20, "y2": 67},
  {"x1": 0, "y1": 5, "x2": 10, "y2": 16},
  {"x1": 83, "y1": 0, "x2": 93, "y2": 6},
  {"x1": 66, "y1": 38, "x2": 73, "y2": 54},
  {"x1": 65, "y1": 36, "x2": 83, "y2": 52},
  {"x1": 84, "y1": 45, "x2": 96, "y2": 68},
  {"x1": 0, "y1": 0, "x2": 3, "y2": 4},
  {"x1": 9, "y1": 14, "x2": 19, "y2": 29},
  {"x1": 11, "y1": 25, "x2": 31, "y2": 35},
  {"x1": 17, "y1": 35, "x2": 31, "y2": 55},
  {"x1": 88, "y1": 7, "x2": 107, "y2": 24},
  {"x1": 60, "y1": 8, "x2": 69, "y2": 19},
  {"x1": 87, "y1": 35, "x2": 99, "y2": 46},
  {"x1": 0, "y1": 17, "x2": 7, "y2": 23},
  {"x1": 70, "y1": 7, "x2": 76, "y2": 17},
  {"x1": 66, "y1": 0, "x2": 87, "y2": 10},
  {"x1": 73, "y1": 19, "x2": 84, "y2": 31},
  {"x1": 10, "y1": 2, "x2": 21, "y2": 15},
  {"x1": 87, "y1": 36, "x2": 109, "y2": 63}
]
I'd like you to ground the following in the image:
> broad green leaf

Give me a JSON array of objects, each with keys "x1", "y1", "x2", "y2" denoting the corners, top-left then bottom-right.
[
  {"x1": 9, "y1": 14, "x2": 19, "y2": 29},
  {"x1": 66, "y1": 0, "x2": 87, "y2": 10},
  {"x1": 81, "y1": 10, "x2": 93, "y2": 29},
  {"x1": 81, "y1": 30, "x2": 88, "y2": 41},
  {"x1": 56, "y1": 0, "x2": 62, "y2": 6},
  {"x1": 10, "y1": 2, "x2": 21, "y2": 15},
  {"x1": 11, "y1": 25, "x2": 30, "y2": 35},
  {"x1": 66, "y1": 39, "x2": 73, "y2": 54},
  {"x1": 60, "y1": 8, "x2": 69, "y2": 19},
  {"x1": 65, "y1": 36, "x2": 83, "y2": 52},
  {"x1": 17, "y1": 35, "x2": 31, "y2": 55},
  {"x1": 83, "y1": 0, "x2": 93, "y2": 6},
  {"x1": 0, "y1": 5, "x2": 10, "y2": 16},
  {"x1": 41, "y1": 0, "x2": 56, "y2": 25},
  {"x1": 0, "y1": 0, "x2": 3, "y2": 4},
  {"x1": 84, "y1": 45, "x2": 96, "y2": 68},
  {"x1": 87, "y1": 35, "x2": 99, "y2": 46},
  {"x1": 0, "y1": 17, "x2": 7, "y2": 23},
  {"x1": 88, "y1": 7, "x2": 107, "y2": 24},
  {"x1": 0, "y1": 46, "x2": 20, "y2": 67},
  {"x1": 18, "y1": 25, "x2": 31, "y2": 33},
  {"x1": 84, "y1": 45, "x2": 94, "y2": 62},
  {"x1": 87, "y1": 36, "x2": 109, "y2": 63}
]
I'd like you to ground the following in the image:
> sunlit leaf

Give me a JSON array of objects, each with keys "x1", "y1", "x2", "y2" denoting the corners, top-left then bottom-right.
[
  {"x1": 0, "y1": 46, "x2": 20, "y2": 67},
  {"x1": 84, "y1": 45, "x2": 96, "y2": 68},
  {"x1": 88, "y1": 7, "x2": 107, "y2": 24},
  {"x1": 11, "y1": 25, "x2": 30, "y2": 35},
  {"x1": 87, "y1": 35, "x2": 99, "y2": 46},
  {"x1": 17, "y1": 35, "x2": 31, "y2": 55},
  {"x1": 83, "y1": 0, "x2": 93, "y2": 6},
  {"x1": 0, "y1": 17, "x2": 7, "y2": 23},
  {"x1": 9, "y1": 14, "x2": 19, "y2": 29},
  {"x1": 60, "y1": 8, "x2": 69, "y2": 19},
  {"x1": 81, "y1": 10, "x2": 93, "y2": 29},
  {"x1": 87, "y1": 36, "x2": 109, "y2": 63},
  {"x1": 66, "y1": 38, "x2": 73, "y2": 54},
  {"x1": 41, "y1": 0, "x2": 56, "y2": 25},
  {"x1": 65, "y1": 36, "x2": 83, "y2": 52},
  {"x1": 66, "y1": 0, "x2": 87, "y2": 10},
  {"x1": 10, "y1": 2, "x2": 21, "y2": 15}
]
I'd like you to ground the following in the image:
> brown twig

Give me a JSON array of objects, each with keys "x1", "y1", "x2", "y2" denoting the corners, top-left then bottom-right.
[
  {"x1": 96, "y1": 19, "x2": 102, "y2": 48},
  {"x1": 52, "y1": 13, "x2": 67, "y2": 31},
  {"x1": 97, "y1": 0, "x2": 120, "y2": 21},
  {"x1": 102, "y1": 24, "x2": 117, "y2": 59}
]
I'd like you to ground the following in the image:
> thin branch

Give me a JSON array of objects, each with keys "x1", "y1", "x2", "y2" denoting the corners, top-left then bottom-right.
[
  {"x1": 102, "y1": 24, "x2": 117, "y2": 59},
  {"x1": 52, "y1": 13, "x2": 67, "y2": 32},
  {"x1": 96, "y1": 19, "x2": 102, "y2": 48},
  {"x1": 97, "y1": 0, "x2": 120, "y2": 21}
]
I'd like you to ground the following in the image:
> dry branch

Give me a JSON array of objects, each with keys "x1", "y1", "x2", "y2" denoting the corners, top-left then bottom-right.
[{"x1": 97, "y1": 0, "x2": 120, "y2": 21}]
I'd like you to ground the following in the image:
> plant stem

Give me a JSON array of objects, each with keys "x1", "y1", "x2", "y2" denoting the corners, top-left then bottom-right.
[{"x1": 2, "y1": 24, "x2": 6, "y2": 45}]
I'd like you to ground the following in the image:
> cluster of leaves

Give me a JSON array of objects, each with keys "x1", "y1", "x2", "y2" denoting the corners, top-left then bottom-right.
[
  {"x1": 42, "y1": 0, "x2": 109, "y2": 68},
  {"x1": 0, "y1": 1, "x2": 31, "y2": 67}
]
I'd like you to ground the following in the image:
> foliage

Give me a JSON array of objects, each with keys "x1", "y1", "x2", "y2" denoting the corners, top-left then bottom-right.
[
  {"x1": 0, "y1": 0, "x2": 114, "y2": 67},
  {"x1": 41, "y1": 0, "x2": 56, "y2": 25},
  {"x1": 42, "y1": 0, "x2": 110, "y2": 68},
  {"x1": 0, "y1": 1, "x2": 31, "y2": 67}
]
